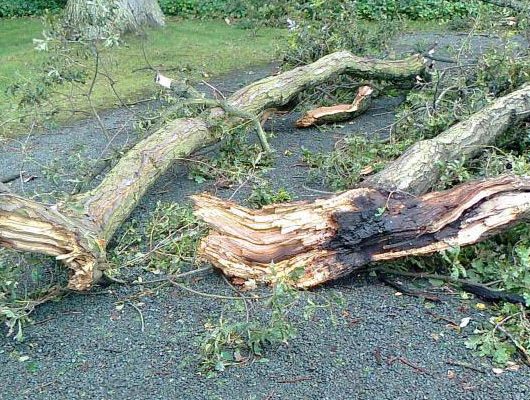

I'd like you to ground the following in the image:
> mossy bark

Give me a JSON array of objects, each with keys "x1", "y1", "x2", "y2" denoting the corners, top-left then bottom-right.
[{"x1": 363, "y1": 84, "x2": 530, "y2": 195}]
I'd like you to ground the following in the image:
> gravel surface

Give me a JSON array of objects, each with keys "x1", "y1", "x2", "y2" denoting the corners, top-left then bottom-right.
[{"x1": 1, "y1": 32, "x2": 529, "y2": 400}]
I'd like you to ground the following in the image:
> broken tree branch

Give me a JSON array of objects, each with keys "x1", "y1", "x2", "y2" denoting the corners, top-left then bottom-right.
[
  {"x1": 363, "y1": 84, "x2": 530, "y2": 195},
  {"x1": 0, "y1": 51, "x2": 426, "y2": 290},
  {"x1": 193, "y1": 82, "x2": 530, "y2": 287},
  {"x1": 295, "y1": 85, "x2": 375, "y2": 128},
  {"x1": 194, "y1": 175, "x2": 530, "y2": 287}
]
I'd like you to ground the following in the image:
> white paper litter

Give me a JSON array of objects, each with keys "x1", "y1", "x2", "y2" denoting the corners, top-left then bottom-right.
[{"x1": 156, "y1": 72, "x2": 172, "y2": 89}]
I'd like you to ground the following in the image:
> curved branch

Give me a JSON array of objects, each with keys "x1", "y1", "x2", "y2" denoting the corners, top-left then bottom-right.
[{"x1": 363, "y1": 84, "x2": 530, "y2": 195}]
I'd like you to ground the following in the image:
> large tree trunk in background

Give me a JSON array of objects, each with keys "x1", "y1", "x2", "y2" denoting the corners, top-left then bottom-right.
[
  {"x1": 63, "y1": 0, "x2": 164, "y2": 39},
  {"x1": 119, "y1": 0, "x2": 166, "y2": 30},
  {"x1": 0, "y1": 52, "x2": 425, "y2": 290}
]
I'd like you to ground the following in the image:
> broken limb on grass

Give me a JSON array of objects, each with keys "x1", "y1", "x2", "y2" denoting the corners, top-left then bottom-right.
[
  {"x1": 295, "y1": 85, "x2": 375, "y2": 128},
  {"x1": 0, "y1": 51, "x2": 426, "y2": 290},
  {"x1": 193, "y1": 175, "x2": 530, "y2": 287}
]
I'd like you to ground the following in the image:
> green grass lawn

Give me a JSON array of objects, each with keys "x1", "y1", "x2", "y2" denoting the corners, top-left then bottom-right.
[{"x1": 0, "y1": 17, "x2": 284, "y2": 136}]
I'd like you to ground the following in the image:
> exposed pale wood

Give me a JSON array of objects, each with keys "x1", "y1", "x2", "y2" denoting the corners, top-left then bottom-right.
[
  {"x1": 296, "y1": 86, "x2": 374, "y2": 128},
  {"x1": 194, "y1": 175, "x2": 530, "y2": 287},
  {"x1": 72, "y1": 52, "x2": 424, "y2": 244},
  {"x1": 0, "y1": 194, "x2": 104, "y2": 290},
  {"x1": 194, "y1": 83, "x2": 530, "y2": 286}
]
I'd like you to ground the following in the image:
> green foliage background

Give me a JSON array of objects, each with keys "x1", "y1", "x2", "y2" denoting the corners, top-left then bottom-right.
[
  {"x1": 0, "y1": 0, "x2": 66, "y2": 17},
  {"x1": 158, "y1": 0, "x2": 485, "y2": 22},
  {"x1": 0, "y1": 0, "x2": 487, "y2": 21}
]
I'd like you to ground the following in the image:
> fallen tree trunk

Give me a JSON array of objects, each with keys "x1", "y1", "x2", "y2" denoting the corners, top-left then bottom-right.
[
  {"x1": 0, "y1": 51, "x2": 425, "y2": 290},
  {"x1": 194, "y1": 83, "x2": 530, "y2": 286},
  {"x1": 364, "y1": 84, "x2": 530, "y2": 195},
  {"x1": 194, "y1": 175, "x2": 530, "y2": 287}
]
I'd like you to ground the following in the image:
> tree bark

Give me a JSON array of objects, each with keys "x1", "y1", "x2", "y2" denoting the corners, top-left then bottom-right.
[
  {"x1": 363, "y1": 84, "x2": 530, "y2": 195},
  {"x1": 0, "y1": 52, "x2": 425, "y2": 290},
  {"x1": 63, "y1": 0, "x2": 165, "y2": 39},
  {"x1": 118, "y1": 0, "x2": 166, "y2": 30}
]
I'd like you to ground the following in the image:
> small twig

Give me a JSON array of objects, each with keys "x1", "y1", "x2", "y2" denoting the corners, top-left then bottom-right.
[
  {"x1": 127, "y1": 301, "x2": 145, "y2": 333},
  {"x1": 446, "y1": 359, "x2": 486, "y2": 374},
  {"x1": 87, "y1": 45, "x2": 99, "y2": 98},
  {"x1": 387, "y1": 356, "x2": 429, "y2": 374},
  {"x1": 497, "y1": 325, "x2": 530, "y2": 365},
  {"x1": 374, "y1": 347, "x2": 383, "y2": 365},
  {"x1": 399, "y1": 357, "x2": 429, "y2": 374},
  {"x1": 434, "y1": 85, "x2": 458, "y2": 111},
  {"x1": 32, "y1": 316, "x2": 56, "y2": 326},
  {"x1": 422, "y1": 52, "x2": 457, "y2": 64},
  {"x1": 378, "y1": 273, "x2": 442, "y2": 302},
  {"x1": 201, "y1": 80, "x2": 226, "y2": 100},
  {"x1": 105, "y1": 265, "x2": 213, "y2": 286},
  {"x1": 169, "y1": 279, "x2": 269, "y2": 301},
  {"x1": 222, "y1": 274, "x2": 251, "y2": 324},
  {"x1": 425, "y1": 310, "x2": 459, "y2": 327},
  {"x1": 374, "y1": 267, "x2": 526, "y2": 304},
  {"x1": 276, "y1": 376, "x2": 312, "y2": 384},
  {"x1": 122, "y1": 97, "x2": 155, "y2": 106},
  {"x1": 301, "y1": 185, "x2": 335, "y2": 195},
  {"x1": 119, "y1": 227, "x2": 200, "y2": 268}
]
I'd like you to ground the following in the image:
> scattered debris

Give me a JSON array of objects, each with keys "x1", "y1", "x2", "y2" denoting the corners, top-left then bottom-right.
[{"x1": 459, "y1": 317, "x2": 471, "y2": 329}]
